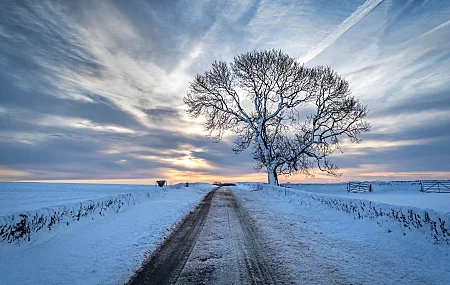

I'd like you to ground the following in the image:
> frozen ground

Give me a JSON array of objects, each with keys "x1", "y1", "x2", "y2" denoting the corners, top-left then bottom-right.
[
  {"x1": 1, "y1": 181, "x2": 449, "y2": 284},
  {"x1": 284, "y1": 181, "x2": 450, "y2": 212},
  {"x1": 234, "y1": 184, "x2": 450, "y2": 284},
  {"x1": 342, "y1": 190, "x2": 450, "y2": 212},
  {"x1": 0, "y1": 182, "x2": 158, "y2": 215},
  {"x1": 130, "y1": 188, "x2": 290, "y2": 284},
  {"x1": 176, "y1": 188, "x2": 290, "y2": 284},
  {"x1": 0, "y1": 184, "x2": 212, "y2": 285}
]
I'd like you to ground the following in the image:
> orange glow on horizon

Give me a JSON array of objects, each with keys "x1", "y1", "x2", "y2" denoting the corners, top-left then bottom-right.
[
  {"x1": 4, "y1": 162, "x2": 449, "y2": 185},
  {"x1": 13, "y1": 169, "x2": 450, "y2": 185}
]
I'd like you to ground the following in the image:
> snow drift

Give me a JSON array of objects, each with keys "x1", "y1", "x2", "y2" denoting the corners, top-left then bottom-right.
[
  {"x1": 0, "y1": 183, "x2": 210, "y2": 245},
  {"x1": 244, "y1": 183, "x2": 450, "y2": 245}
]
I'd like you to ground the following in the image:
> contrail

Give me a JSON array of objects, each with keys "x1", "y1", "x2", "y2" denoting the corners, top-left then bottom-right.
[
  {"x1": 297, "y1": 0, "x2": 384, "y2": 63},
  {"x1": 414, "y1": 18, "x2": 450, "y2": 41}
]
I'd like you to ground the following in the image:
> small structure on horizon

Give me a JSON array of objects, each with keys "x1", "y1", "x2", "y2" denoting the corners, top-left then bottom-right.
[
  {"x1": 212, "y1": 181, "x2": 237, "y2": 186},
  {"x1": 347, "y1": 181, "x2": 372, "y2": 193},
  {"x1": 156, "y1": 180, "x2": 167, "y2": 187}
]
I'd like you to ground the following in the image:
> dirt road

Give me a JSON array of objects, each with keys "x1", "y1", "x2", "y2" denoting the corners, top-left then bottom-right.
[{"x1": 128, "y1": 187, "x2": 291, "y2": 285}]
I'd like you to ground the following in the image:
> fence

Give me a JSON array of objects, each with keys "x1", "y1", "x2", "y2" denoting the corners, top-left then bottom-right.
[
  {"x1": 347, "y1": 181, "x2": 372, "y2": 193},
  {"x1": 420, "y1": 180, "x2": 450, "y2": 193}
]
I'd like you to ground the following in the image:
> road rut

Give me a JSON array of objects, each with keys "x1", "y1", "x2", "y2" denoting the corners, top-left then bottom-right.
[{"x1": 128, "y1": 187, "x2": 290, "y2": 285}]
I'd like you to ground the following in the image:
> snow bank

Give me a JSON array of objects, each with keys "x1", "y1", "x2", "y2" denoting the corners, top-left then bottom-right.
[
  {"x1": 0, "y1": 182, "x2": 161, "y2": 215},
  {"x1": 0, "y1": 184, "x2": 210, "y2": 246},
  {"x1": 0, "y1": 184, "x2": 213, "y2": 285},
  {"x1": 233, "y1": 185, "x2": 450, "y2": 284},
  {"x1": 242, "y1": 183, "x2": 450, "y2": 245},
  {"x1": 282, "y1": 180, "x2": 450, "y2": 212}
]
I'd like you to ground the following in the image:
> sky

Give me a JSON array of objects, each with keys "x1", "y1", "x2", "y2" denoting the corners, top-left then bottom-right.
[{"x1": 0, "y1": 0, "x2": 449, "y2": 184}]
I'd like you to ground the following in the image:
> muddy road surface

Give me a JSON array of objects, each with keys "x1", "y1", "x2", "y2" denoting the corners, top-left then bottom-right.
[{"x1": 128, "y1": 187, "x2": 291, "y2": 285}]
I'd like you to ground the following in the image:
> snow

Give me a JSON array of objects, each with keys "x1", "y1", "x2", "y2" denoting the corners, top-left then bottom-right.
[
  {"x1": 342, "y1": 190, "x2": 450, "y2": 212},
  {"x1": 176, "y1": 188, "x2": 291, "y2": 284},
  {"x1": 176, "y1": 189, "x2": 244, "y2": 284},
  {"x1": 2, "y1": 180, "x2": 449, "y2": 284},
  {"x1": 0, "y1": 183, "x2": 213, "y2": 285},
  {"x1": 242, "y1": 183, "x2": 450, "y2": 244},
  {"x1": 283, "y1": 181, "x2": 450, "y2": 212},
  {"x1": 0, "y1": 182, "x2": 159, "y2": 215},
  {"x1": 234, "y1": 184, "x2": 450, "y2": 284}
]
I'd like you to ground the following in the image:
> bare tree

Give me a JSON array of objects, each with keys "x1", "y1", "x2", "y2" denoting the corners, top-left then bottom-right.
[{"x1": 184, "y1": 50, "x2": 370, "y2": 185}]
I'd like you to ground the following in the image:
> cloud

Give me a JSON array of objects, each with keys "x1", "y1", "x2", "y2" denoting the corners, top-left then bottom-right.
[
  {"x1": 0, "y1": 0, "x2": 449, "y2": 183},
  {"x1": 297, "y1": 0, "x2": 384, "y2": 63},
  {"x1": 336, "y1": 138, "x2": 439, "y2": 156},
  {"x1": 0, "y1": 166, "x2": 30, "y2": 180}
]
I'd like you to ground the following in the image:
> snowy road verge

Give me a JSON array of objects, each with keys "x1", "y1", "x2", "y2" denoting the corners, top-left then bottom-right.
[
  {"x1": 244, "y1": 183, "x2": 450, "y2": 245},
  {"x1": 234, "y1": 184, "x2": 450, "y2": 284},
  {"x1": 0, "y1": 184, "x2": 213, "y2": 285},
  {"x1": 1, "y1": 189, "x2": 161, "y2": 245},
  {"x1": 284, "y1": 181, "x2": 450, "y2": 212},
  {"x1": 0, "y1": 183, "x2": 208, "y2": 245}
]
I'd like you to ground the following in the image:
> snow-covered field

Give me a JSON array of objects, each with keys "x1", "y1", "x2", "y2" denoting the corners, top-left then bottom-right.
[
  {"x1": 0, "y1": 182, "x2": 213, "y2": 285},
  {"x1": 250, "y1": 182, "x2": 450, "y2": 244},
  {"x1": 0, "y1": 182, "x2": 159, "y2": 215},
  {"x1": 283, "y1": 181, "x2": 450, "y2": 212},
  {"x1": 1, "y1": 180, "x2": 449, "y2": 284},
  {"x1": 234, "y1": 184, "x2": 450, "y2": 284}
]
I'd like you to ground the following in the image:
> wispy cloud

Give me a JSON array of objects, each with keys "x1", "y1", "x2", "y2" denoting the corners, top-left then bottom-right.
[
  {"x1": 0, "y1": 0, "x2": 449, "y2": 182},
  {"x1": 336, "y1": 138, "x2": 440, "y2": 156},
  {"x1": 297, "y1": 0, "x2": 384, "y2": 63},
  {"x1": 0, "y1": 166, "x2": 30, "y2": 180}
]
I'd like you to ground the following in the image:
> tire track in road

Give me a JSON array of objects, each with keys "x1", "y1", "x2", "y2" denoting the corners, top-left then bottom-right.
[
  {"x1": 224, "y1": 190, "x2": 278, "y2": 284},
  {"x1": 128, "y1": 187, "x2": 291, "y2": 285},
  {"x1": 127, "y1": 188, "x2": 217, "y2": 285}
]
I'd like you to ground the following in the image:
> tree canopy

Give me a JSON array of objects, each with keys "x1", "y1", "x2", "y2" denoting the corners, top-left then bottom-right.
[{"x1": 184, "y1": 49, "x2": 370, "y2": 185}]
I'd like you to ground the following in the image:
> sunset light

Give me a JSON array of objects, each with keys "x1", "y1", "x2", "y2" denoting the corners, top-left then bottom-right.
[
  {"x1": 1, "y1": 1, "x2": 449, "y2": 284},
  {"x1": 0, "y1": 0, "x2": 448, "y2": 184}
]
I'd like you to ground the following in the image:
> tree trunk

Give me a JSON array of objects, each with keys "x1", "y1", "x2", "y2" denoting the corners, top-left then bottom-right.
[
  {"x1": 267, "y1": 165, "x2": 279, "y2": 186},
  {"x1": 273, "y1": 168, "x2": 279, "y2": 185}
]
